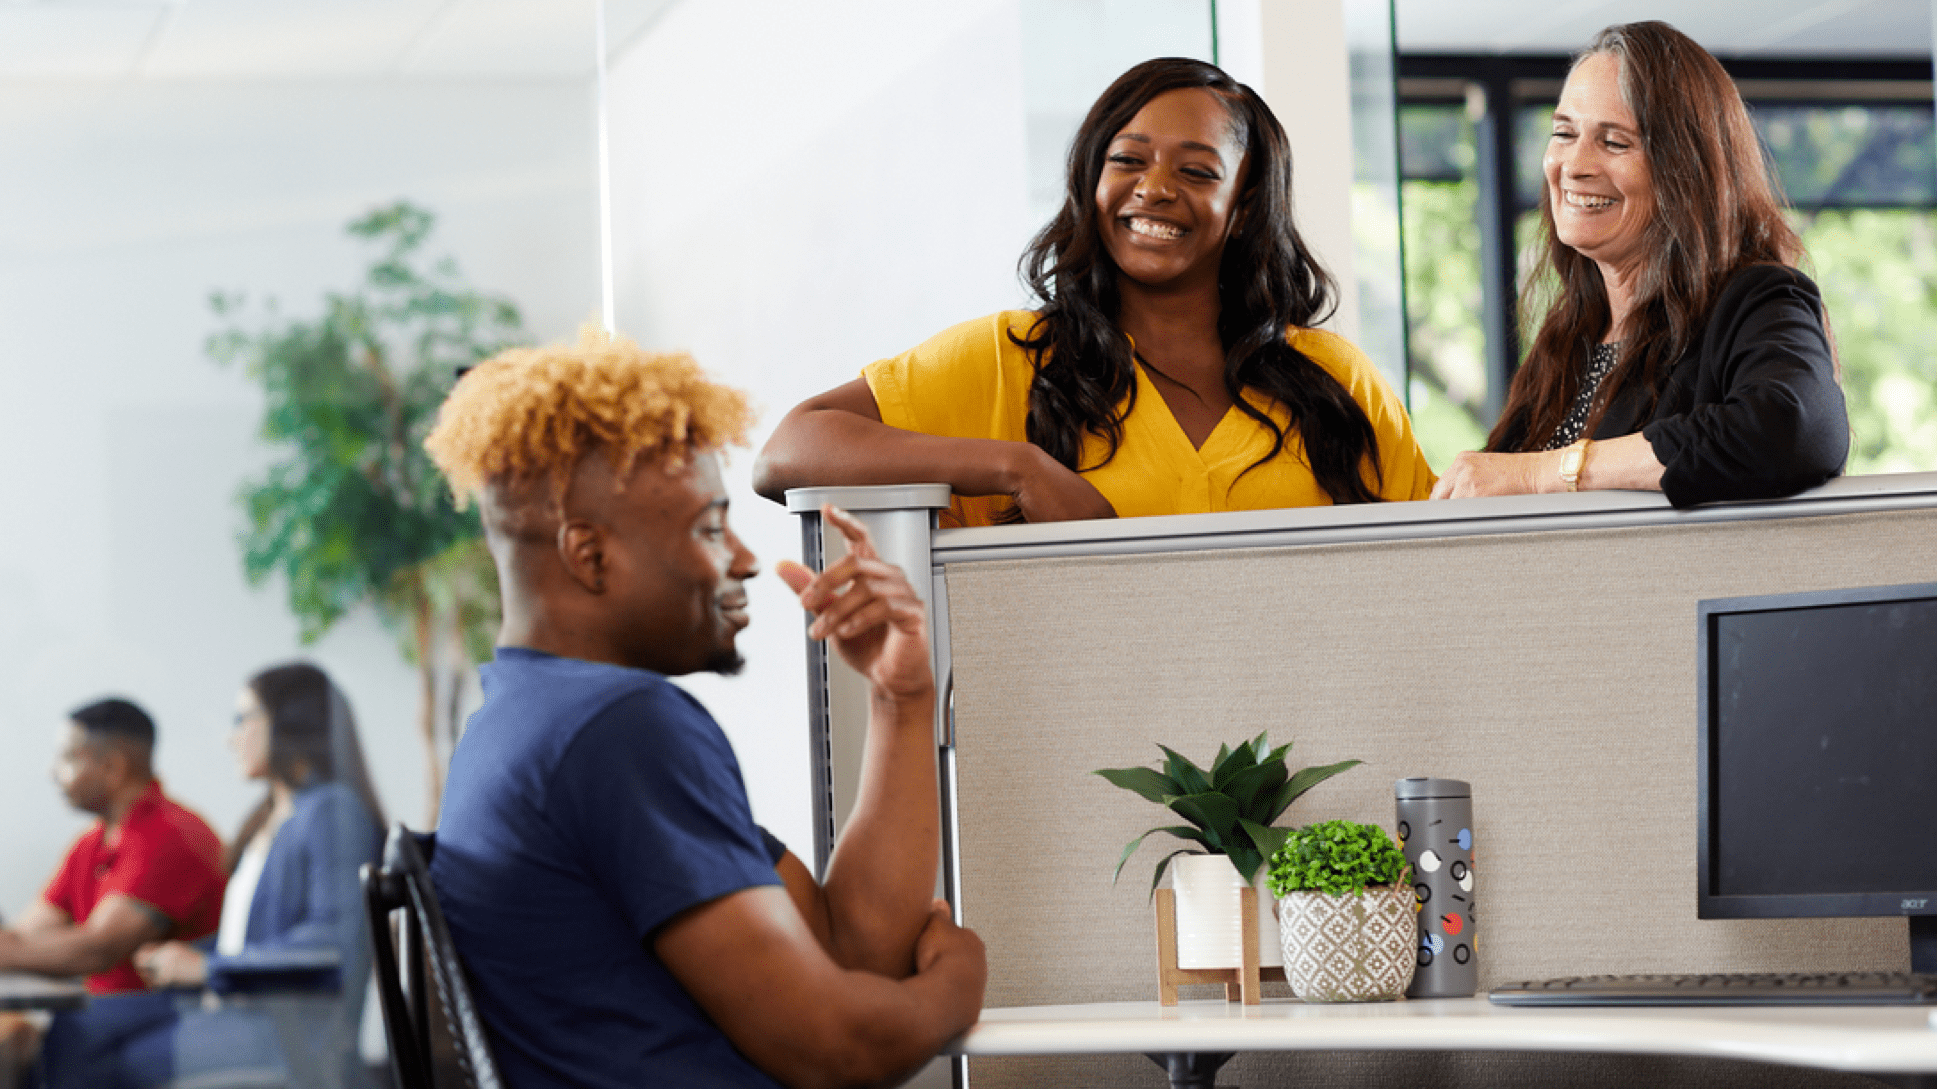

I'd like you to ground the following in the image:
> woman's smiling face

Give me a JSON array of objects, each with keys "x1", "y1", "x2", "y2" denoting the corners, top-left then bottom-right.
[
  {"x1": 1094, "y1": 87, "x2": 1248, "y2": 293},
  {"x1": 1544, "y1": 51, "x2": 1656, "y2": 278}
]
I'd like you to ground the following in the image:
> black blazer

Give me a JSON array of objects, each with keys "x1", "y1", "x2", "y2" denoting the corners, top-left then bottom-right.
[{"x1": 1506, "y1": 264, "x2": 1849, "y2": 507}]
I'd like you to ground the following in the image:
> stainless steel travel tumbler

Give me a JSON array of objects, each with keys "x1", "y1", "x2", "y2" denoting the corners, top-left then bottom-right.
[{"x1": 1396, "y1": 777, "x2": 1476, "y2": 998}]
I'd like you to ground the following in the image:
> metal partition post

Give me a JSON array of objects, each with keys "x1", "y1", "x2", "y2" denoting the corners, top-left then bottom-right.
[{"x1": 785, "y1": 485, "x2": 952, "y2": 879}]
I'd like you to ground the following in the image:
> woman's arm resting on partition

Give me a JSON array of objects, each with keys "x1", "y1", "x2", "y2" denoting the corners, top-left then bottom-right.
[
  {"x1": 1434, "y1": 268, "x2": 1847, "y2": 505},
  {"x1": 1639, "y1": 268, "x2": 1848, "y2": 506},
  {"x1": 1430, "y1": 432, "x2": 1664, "y2": 499},
  {"x1": 752, "y1": 379, "x2": 1115, "y2": 523},
  {"x1": 657, "y1": 888, "x2": 985, "y2": 1089}
]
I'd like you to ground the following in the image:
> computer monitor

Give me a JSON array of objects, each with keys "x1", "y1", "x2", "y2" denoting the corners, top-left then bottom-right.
[{"x1": 1697, "y1": 582, "x2": 1937, "y2": 973}]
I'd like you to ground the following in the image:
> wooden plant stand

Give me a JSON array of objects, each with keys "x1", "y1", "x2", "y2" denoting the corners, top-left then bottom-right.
[{"x1": 1154, "y1": 885, "x2": 1285, "y2": 1005}]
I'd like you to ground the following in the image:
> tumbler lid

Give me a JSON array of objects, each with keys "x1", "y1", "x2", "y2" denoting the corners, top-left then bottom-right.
[
  {"x1": 785, "y1": 484, "x2": 952, "y2": 513},
  {"x1": 1395, "y1": 777, "x2": 1471, "y2": 800}
]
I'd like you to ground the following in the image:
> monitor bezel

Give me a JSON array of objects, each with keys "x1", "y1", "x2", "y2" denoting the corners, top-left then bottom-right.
[{"x1": 1695, "y1": 581, "x2": 1938, "y2": 921}]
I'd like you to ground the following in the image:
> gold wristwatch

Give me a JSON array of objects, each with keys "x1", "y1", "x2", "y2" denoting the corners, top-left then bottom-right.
[{"x1": 1559, "y1": 439, "x2": 1590, "y2": 492}]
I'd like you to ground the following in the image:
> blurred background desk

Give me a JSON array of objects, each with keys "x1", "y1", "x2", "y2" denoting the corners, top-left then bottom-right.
[
  {"x1": 0, "y1": 973, "x2": 83, "y2": 1013},
  {"x1": 953, "y1": 998, "x2": 1938, "y2": 1089}
]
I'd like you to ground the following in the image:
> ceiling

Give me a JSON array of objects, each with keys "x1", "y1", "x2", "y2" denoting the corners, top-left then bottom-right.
[
  {"x1": 0, "y1": 0, "x2": 1927, "y2": 82},
  {"x1": 0, "y1": 0, "x2": 676, "y2": 79}
]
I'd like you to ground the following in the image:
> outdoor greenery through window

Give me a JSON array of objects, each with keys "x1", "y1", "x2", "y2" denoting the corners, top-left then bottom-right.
[{"x1": 1399, "y1": 95, "x2": 1937, "y2": 476}]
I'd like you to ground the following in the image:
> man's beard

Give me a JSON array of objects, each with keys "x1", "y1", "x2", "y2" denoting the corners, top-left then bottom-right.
[{"x1": 705, "y1": 648, "x2": 746, "y2": 676}]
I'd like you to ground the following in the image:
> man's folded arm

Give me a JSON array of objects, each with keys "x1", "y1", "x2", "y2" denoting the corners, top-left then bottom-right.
[
  {"x1": 10, "y1": 900, "x2": 72, "y2": 939},
  {"x1": 0, "y1": 894, "x2": 167, "y2": 977},
  {"x1": 656, "y1": 882, "x2": 986, "y2": 1089}
]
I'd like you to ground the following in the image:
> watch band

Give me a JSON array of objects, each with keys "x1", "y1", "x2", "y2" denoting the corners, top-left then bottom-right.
[{"x1": 1559, "y1": 439, "x2": 1590, "y2": 492}]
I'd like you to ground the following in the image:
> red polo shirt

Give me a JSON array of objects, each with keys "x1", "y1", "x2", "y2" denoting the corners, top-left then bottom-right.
[{"x1": 42, "y1": 780, "x2": 227, "y2": 993}]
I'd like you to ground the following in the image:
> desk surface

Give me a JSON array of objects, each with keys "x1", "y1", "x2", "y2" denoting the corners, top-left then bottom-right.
[
  {"x1": 954, "y1": 998, "x2": 1937, "y2": 1075},
  {"x1": 0, "y1": 971, "x2": 86, "y2": 1012}
]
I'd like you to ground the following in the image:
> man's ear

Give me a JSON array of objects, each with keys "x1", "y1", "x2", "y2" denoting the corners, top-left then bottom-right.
[
  {"x1": 96, "y1": 743, "x2": 134, "y2": 789},
  {"x1": 556, "y1": 518, "x2": 609, "y2": 594}
]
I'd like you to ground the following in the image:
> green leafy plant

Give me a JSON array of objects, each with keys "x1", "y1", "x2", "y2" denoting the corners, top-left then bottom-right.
[
  {"x1": 1266, "y1": 820, "x2": 1408, "y2": 898},
  {"x1": 1094, "y1": 733, "x2": 1360, "y2": 893},
  {"x1": 208, "y1": 201, "x2": 524, "y2": 823}
]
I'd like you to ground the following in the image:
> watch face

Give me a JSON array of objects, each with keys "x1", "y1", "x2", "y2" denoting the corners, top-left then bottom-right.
[{"x1": 1561, "y1": 443, "x2": 1585, "y2": 487}]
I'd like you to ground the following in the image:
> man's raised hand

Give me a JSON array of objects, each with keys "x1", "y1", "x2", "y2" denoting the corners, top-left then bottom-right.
[{"x1": 775, "y1": 505, "x2": 933, "y2": 703}]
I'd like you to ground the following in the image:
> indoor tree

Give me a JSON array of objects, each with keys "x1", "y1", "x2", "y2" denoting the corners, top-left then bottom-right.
[{"x1": 208, "y1": 201, "x2": 523, "y2": 824}]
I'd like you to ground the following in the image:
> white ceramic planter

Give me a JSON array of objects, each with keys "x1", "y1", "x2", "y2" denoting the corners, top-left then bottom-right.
[
  {"x1": 1275, "y1": 884, "x2": 1417, "y2": 1002},
  {"x1": 1171, "y1": 853, "x2": 1282, "y2": 969}
]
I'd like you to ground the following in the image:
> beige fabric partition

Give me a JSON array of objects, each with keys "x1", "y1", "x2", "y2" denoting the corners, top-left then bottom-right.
[{"x1": 943, "y1": 508, "x2": 1933, "y2": 1088}]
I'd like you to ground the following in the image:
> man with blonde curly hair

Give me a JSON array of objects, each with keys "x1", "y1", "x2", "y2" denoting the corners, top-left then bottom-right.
[{"x1": 423, "y1": 329, "x2": 985, "y2": 1089}]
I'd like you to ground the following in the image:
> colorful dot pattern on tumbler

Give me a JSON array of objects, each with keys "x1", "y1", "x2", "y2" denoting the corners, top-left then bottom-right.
[
  {"x1": 1396, "y1": 780, "x2": 1477, "y2": 998},
  {"x1": 1413, "y1": 829, "x2": 1476, "y2": 974}
]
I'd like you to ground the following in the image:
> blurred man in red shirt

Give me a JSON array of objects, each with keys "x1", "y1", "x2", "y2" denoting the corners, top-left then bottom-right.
[
  {"x1": 0, "y1": 698, "x2": 227, "y2": 1088},
  {"x1": 0, "y1": 698, "x2": 226, "y2": 993}
]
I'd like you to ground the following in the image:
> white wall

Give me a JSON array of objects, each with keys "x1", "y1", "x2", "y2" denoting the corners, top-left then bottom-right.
[
  {"x1": 1256, "y1": 0, "x2": 1363, "y2": 343},
  {"x1": 0, "y1": 79, "x2": 600, "y2": 916},
  {"x1": 606, "y1": 0, "x2": 1038, "y2": 857}
]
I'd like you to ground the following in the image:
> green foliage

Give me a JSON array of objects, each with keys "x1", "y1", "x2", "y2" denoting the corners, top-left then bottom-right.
[
  {"x1": 1796, "y1": 209, "x2": 1937, "y2": 474},
  {"x1": 208, "y1": 201, "x2": 523, "y2": 656},
  {"x1": 1400, "y1": 178, "x2": 1490, "y2": 469},
  {"x1": 1759, "y1": 105, "x2": 1936, "y2": 209},
  {"x1": 1094, "y1": 733, "x2": 1361, "y2": 894},
  {"x1": 1266, "y1": 820, "x2": 1407, "y2": 898}
]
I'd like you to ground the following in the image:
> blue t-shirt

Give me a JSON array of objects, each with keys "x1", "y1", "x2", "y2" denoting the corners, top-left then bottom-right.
[{"x1": 432, "y1": 648, "x2": 787, "y2": 1089}]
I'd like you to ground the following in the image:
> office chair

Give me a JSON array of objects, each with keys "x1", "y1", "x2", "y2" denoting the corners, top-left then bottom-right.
[{"x1": 360, "y1": 825, "x2": 502, "y2": 1089}]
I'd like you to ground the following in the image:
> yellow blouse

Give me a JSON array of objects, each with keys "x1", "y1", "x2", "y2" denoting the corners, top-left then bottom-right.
[{"x1": 863, "y1": 311, "x2": 1436, "y2": 528}]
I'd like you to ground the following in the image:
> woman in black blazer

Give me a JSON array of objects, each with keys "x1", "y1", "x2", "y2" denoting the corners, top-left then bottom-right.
[{"x1": 1431, "y1": 20, "x2": 1848, "y2": 507}]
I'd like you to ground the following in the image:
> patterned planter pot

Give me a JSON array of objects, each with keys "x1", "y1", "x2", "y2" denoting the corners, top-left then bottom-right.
[{"x1": 1276, "y1": 884, "x2": 1417, "y2": 1002}]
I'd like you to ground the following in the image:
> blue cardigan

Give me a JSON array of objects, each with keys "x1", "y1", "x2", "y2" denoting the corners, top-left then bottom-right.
[{"x1": 207, "y1": 780, "x2": 383, "y2": 993}]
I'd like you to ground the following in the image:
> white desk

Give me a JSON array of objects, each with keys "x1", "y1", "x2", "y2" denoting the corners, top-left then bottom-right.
[
  {"x1": 953, "y1": 998, "x2": 1937, "y2": 1088},
  {"x1": 0, "y1": 972, "x2": 85, "y2": 1012}
]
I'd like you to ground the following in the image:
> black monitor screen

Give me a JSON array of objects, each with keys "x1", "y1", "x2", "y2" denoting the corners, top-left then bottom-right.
[{"x1": 1698, "y1": 583, "x2": 1937, "y2": 918}]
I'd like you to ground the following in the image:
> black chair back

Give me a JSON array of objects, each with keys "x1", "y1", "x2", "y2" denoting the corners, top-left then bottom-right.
[{"x1": 360, "y1": 824, "x2": 502, "y2": 1089}]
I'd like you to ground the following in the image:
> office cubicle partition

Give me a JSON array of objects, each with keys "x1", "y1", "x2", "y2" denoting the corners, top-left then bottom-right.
[{"x1": 797, "y1": 474, "x2": 1935, "y2": 1089}]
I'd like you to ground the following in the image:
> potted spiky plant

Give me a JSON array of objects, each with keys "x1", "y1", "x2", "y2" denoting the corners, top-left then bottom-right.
[{"x1": 1094, "y1": 734, "x2": 1359, "y2": 971}]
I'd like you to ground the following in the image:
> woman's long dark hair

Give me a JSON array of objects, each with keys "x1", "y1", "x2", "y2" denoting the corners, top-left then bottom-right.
[
  {"x1": 1011, "y1": 57, "x2": 1383, "y2": 510},
  {"x1": 1488, "y1": 21, "x2": 1805, "y2": 452},
  {"x1": 228, "y1": 661, "x2": 387, "y2": 873}
]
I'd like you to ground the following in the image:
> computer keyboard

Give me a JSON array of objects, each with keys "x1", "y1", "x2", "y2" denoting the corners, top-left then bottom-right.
[{"x1": 1489, "y1": 971, "x2": 1937, "y2": 1007}]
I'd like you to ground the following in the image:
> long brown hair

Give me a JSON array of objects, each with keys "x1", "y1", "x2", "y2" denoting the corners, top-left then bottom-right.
[
  {"x1": 228, "y1": 662, "x2": 387, "y2": 873},
  {"x1": 1013, "y1": 57, "x2": 1382, "y2": 509},
  {"x1": 1488, "y1": 21, "x2": 1805, "y2": 452}
]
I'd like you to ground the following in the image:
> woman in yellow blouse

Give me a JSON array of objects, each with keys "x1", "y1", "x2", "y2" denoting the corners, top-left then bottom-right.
[{"x1": 755, "y1": 58, "x2": 1434, "y2": 528}]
